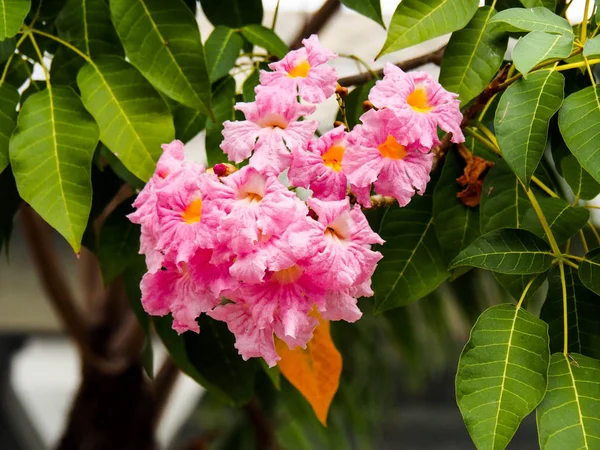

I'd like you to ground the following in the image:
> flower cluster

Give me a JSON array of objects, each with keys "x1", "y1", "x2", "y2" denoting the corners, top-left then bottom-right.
[{"x1": 130, "y1": 35, "x2": 463, "y2": 367}]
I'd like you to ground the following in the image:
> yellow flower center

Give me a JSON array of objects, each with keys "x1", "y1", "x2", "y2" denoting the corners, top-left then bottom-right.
[
  {"x1": 288, "y1": 60, "x2": 311, "y2": 78},
  {"x1": 321, "y1": 144, "x2": 345, "y2": 172},
  {"x1": 257, "y1": 113, "x2": 288, "y2": 129},
  {"x1": 181, "y1": 198, "x2": 203, "y2": 224},
  {"x1": 245, "y1": 192, "x2": 263, "y2": 203},
  {"x1": 272, "y1": 265, "x2": 304, "y2": 284},
  {"x1": 378, "y1": 135, "x2": 407, "y2": 160},
  {"x1": 406, "y1": 87, "x2": 433, "y2": 113}
]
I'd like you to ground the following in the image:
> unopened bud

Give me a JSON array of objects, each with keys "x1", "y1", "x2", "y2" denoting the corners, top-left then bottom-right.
[
  {"x1": 335, "y1": 83, "x2": 349, "y2": 98},
  {"x1": 211, "y1": 163, "x2": 237, "y2": 177},
  {"x1": 362, "y1": 100, "x2": 374, "y2": 112},
  {"x1": 333, "y1": 120, "x2": 346, "y2": 130}
]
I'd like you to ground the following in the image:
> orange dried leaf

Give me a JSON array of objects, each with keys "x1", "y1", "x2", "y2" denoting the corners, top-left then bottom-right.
[{"x1": 275, "y1": 317, "x2": 342, "y2": 426}]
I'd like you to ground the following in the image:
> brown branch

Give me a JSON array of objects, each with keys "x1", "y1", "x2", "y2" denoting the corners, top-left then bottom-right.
[
  {"x1": 152, "y1": 356, "x2": 180, "y2": 425},
  {"x1": 20, "y1": 205, "x2": 91, "y2": 356},
  {"x1": 289, "y1": 0, "x2": 341, "y2": 49},
  {"x1": 338, "y1": 46, "x2": 446, "y2": 87}
]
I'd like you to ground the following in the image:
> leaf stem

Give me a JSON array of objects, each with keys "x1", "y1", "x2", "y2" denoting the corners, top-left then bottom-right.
[
  {"x1": 565, "y1": 254, "x2": 585, "y2": 261},
  {"x1": 27, "y1": 32, "x2": 50, "y2": 87},
  {"x1": 583, "y1": 204, "x2": 600, "y2": 209},
  {"x1": 558, "y1": 261, "x2": 569, "y2": 354},
  {"x1": 0, "y1": 32, "x2": 30, "y2": 86},
  {"x1": 553, "y1": 58, "x2": 600, "y2": 72},
  {"x1": 584, "y1": 57, "x2": 596, "y2": 85},
  {"x1": 29, "y1": 28, "x2": 91, "y2": 62},
  {"x1": 562, "y1": 258, "x2": 579, "y2": 269},
  {"x1": 464, "y1": 127, "x2": 501, "y2": 155},
  {"x1": 339, "y1": 53, "x2": 378, "y2": 80},
  {"x1": 579, "y1": 229, "x2": 589, "y2": 253},
  {"x1": 581, "y1": 0, "x2": 591, "y2": 43},
  {"x1": 522, "y1": 183, "x2": 561, "y2": 256},
  {"x1": 516, "y1": 276, "x2": 536, "y2": 309},
  {"x1": 271, "y1": 0, "x2": 281, "y2": 30},
  {"x1": 588, "y1": 220, "x2": 600, "y2": 245}
]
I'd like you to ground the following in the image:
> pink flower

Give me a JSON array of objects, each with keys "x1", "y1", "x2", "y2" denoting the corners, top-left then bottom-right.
[
  {"x1": 220, "y1": 91, "x2": 318, "y2": 176},
  {"x1": 344, "y1": 108, "x2": 433, "y2": 207},
  {"x1": 208, "y1": 300, "x2": 280, "y2": 367},
  {"x1": 260, "y1": 35, "x2": 338, "y2": 103},
  {"x1": 155, "y1": 169, "x2": 225, "y2": 264},
  {"x1": 129, "y1": 140, "x2": 196, "y2": 273},
  {"x1": 369, "y1": 63, "x2": 464, "y2": 148},
  {"x1": 288, "y1": 125, "x2": 348, "y2": 200},
  {"x1": 306, "y1": 197, "x2": 383, "y2": 291},
  {"x1": 231, "y1": 263, "x2": 324, "y2": 350},
  {"x1": 141, "y1": 249, "x2": 232, "y2": 334},
  {"x1": 216, "y1": 166, "x2": 309, "y2": 255}
]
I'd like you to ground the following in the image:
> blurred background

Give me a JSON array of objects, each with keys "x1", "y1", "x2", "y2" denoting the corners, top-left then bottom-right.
[{"x1": 0, "y1": 0, "x2": 596, "y2": 449}]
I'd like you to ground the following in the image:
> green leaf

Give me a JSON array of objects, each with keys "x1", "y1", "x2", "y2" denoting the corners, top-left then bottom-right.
[
  {"x1": 206, "y1": 26, "x2": 243, "y2": 83},
  {"x1": 0, "y1": 84, "x2": 19, "y2": 175},
  {"x1": 340, "y1": 0, "x2": 384, "y2": 27},
  {"x1": 513, "y1": 32, "x2": 573, "y2": 77},
  {"x1": 242, "y1": 68, "x2": 259, "y2": 102},
  {"x1": 456, "y1": 304, "x2": 550, "y2": 450},
  {"x1": 494, "y1": 70, "x2": 564, "y2": 187},
  {"x1": 559, "y1": 85, "x2": 600, "y2": 185},
  {"x1": 488, "y1": 7, "x2": 573, "y2": 35},
  {"x1": 56, "y1": 0, "x2": 123, "y2": 57},
  {"x1": 199, "y1": 0, "x2": 262, "y2": 28},
  {"x1": 378, "y1": 0, "x2": 479, "y2": 57},
  {"x1": 110, "y1": 0, "x2": 213, "y2": 116},
  {"x1": 50, "y1": 46, "x2": 85, "y2": 89},
  {"x1": 449, "y1": 228, "x2": 554, "y2": 274},
  {"x1": 583, "y1": 35, "x2": 600, "y2": 58},
  {"x1": 433, "y1": 148, "x2": 480, "y2": 263},
  {"x1": 77, "y1": 56, "x2": 174, "y2": 182},
  {"x1": 439, "y1": 7, "x2": 508, "y2": 105},
  {"x1": 578, "y1": 247, "x2": 600, "y2": 296},
  {"x1": 372, "y1": 180, "x2": 450, "y2": 313},
  {"x1": 339, "y1": 79, "x2": 376, "y2": 129},
  {"x1": 185, "y1": 316, "x2": 259, "y2": 405},
  {"x1": 561, "y1": 154, "x2": 600, "y2": 201},
  {"x1": 494, "y1": 271, "x2": 547, "y2": 302},
  {"x1": 521, "y1": 197, "x2": 589, "y2": 245},
  {"x1": 205, "y1": 76, "x2": 235, "y2": 167},
  {"x1": 0, "y1": 0, "x2": 30, "y2": 40},
  {"x1": 98, "y1": 200, "x2": 140, "y2": 284},
  {"x1": 0, "y1": 38, "x2": 15, "y2": 62},
  {"x1": 240, "y1": 24, "x2": 288, "y2": 59},
  {"x1": 541, "y1": 266, "x2": 600, "y2": 358},
  {"x1": 9, "y1": 86, "x2": 99, "y2": 252},
  {"x1": 174, "y1": 105, "x2": 206, "y2": 144},
  {"x1": 480, "y1": 159, "x2": 532, "y2": 232},
  {"x1": 536, "y1": 353, "x2": 600, "y2": 449},
  {"x1": 519, "y1": 0, "x2": 557, "y2": 9}
]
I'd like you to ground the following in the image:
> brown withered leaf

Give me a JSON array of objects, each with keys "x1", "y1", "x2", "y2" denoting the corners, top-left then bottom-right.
[{"x1": 456, "y1": 147, "x2": 494, "y2": 207}]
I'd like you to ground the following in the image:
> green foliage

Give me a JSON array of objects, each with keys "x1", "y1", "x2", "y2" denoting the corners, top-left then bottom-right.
[
  {"x1": 559, "y1": 85, "x2": 600, "y2": 184},
  {"x1": 439, "y1": 7, "x2": 508, "y2": 105},
  {"x1": 494, "y1": 271, "x2": 547, "y2": 302},
  {"x1": 456, "y1": 304, "x2": 550, "y2": 450},
  {"x1": 488, "y1": 7, "x2": 572, "y2": 35},
  {"x1": 0, "y1": 84, "x2": 19, "y2": 174},
  {"x1": 205, "y1": 76, "x2": 235, "y2": 166},
  {"x1": 450, "y1": 228, "x2": 554, "y2": 274},
  {"x1": 240, "y1": 24, "x2": 288, "y2": 59},
  {"x1": 536, "y1": 353, "x2": 600, "y2": 449},
  {"x1": 479, "y1": 159, "x2": 532, "y2": 232},
  {"x1": 561, "y1": 154, "x2": 600, "y2": 201},
  {"x1": 205, "y1": 26, "x2": 244, "y2": 83},
  {"x1": 199, "y1": 0, "x2": 263, "y2": 28},
  {"x1": 433, "y1": 148, "x2": 480, "y2": 263},
  {"x1": 0, "y1": 0, "x2": 30, "y2": 40},
  {"x1": 77, "y1": 57, "x2": 174, "y2": 182},
  {"x1": 9, "y1": 87, "x2": 99, "y2": 252},
  {"x1": 578, "y1": 248, "x2": 600, "y2": 297},
  {"x1": 583, "y1": 34, "x2": 600, "y2": 58},
  {"x1": 340, "y1": 0, "x2": 384, "y2": 27},
  {"x1": 541, "y1": 266, "x2": 600, "y2": 358},
  {"x1": 371, "y1": 178, "x2": 449, "y2": 313},
  {"x1": 512, "y1": 32, "x2": 573, "y2": 77},
  {"x1": 494, "y1": 70, "x2": 564, "y2": 187},
  {"x1": 378, "y1": 0, "x2": 479, "y2": 57},
  {"x1": 110, "y1": 0, "x2": 213, "y2": 116},
  {"x1": 521, "y1": 197, "x2": 589, "y2": 245}
]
